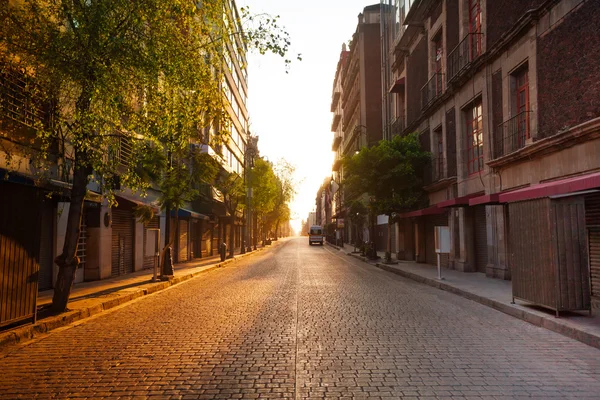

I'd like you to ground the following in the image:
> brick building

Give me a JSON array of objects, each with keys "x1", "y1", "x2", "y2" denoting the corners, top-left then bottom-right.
[
  {"x1": 331, "y1": 4, "x2": 389, "y2": 244},
  {"x1": 382, "y1": 0, "x2": 600, "y2": 314}
]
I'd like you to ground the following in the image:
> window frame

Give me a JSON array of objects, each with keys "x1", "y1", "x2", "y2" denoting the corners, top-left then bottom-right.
[{"x1": 465, "y1": 101, "x2": 484, "y2": 176}]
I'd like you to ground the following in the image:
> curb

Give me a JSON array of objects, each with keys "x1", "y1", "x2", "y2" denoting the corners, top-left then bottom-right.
[
  {"x1": 0, "y1": 243, "x2": 281, "y2": 352},
  {"x1": 345, "y1": 253, "x2": 600, "y2": 350}
]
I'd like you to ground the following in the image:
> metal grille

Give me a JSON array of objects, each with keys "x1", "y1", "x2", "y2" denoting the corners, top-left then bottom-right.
[{"x1": 0, "y1": 65, "x2": 45, "y2": 128}]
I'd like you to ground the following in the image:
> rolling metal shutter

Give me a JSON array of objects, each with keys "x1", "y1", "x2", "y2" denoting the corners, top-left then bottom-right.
[
  {"x1": 586, "y1": 193, "x2": 600, "y2": 298},
  {"x1": 474, "y1": 205, "x2": 488, "y2": 273},
  {"x1": 38, "y1": 199, "x2": 54, "y2": 291},
  {"x1": 202, "y1": 223, "x2": 212, "y2": 257},
  {"x1": 0, "y1": 182, "x2": 41, "y2": 327},
  {"x1": 111, "y1": 209, "x2": 134, "y2": 276},
  {"x1": 189, "y1": 220, "x2": 198, "y2": 259},
  {"x1": 178, "y1": 219, "x2": 189, "y2": 262},
  {"x1": 143, "y1": 217, "x2": 159, "y2": 270}
]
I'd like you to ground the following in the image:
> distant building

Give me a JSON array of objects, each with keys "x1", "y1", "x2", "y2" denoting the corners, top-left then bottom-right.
[
  {"x1": 308, "y1": 212, "x2": 317, "y2": 228},
  {"x1": 331, "y1": 4, "x2": 390, "y2": 245}
]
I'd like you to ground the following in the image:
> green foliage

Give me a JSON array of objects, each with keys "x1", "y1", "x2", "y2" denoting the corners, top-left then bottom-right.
[
  {"x1": 214, "y1": 169, "x2": 245, "y2": 215},
  {"x1": 249, "y1": 157, "x2": 277, "y2": 217},
  {"x1": 343, "y1": 133, "x2": 431, "y2": 216},
  {"x1": 347, "y1": 199, "x2": 367, "y2": 226}
]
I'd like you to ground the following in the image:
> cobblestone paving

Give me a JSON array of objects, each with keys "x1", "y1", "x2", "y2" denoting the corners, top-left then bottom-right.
[{"x1": 1, "y1": 238, "x2": 600, "y2": 399}]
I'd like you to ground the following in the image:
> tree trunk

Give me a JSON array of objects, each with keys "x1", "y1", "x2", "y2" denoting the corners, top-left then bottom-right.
[
  {"x1": 274, "y1": 220, "x2": 279, "y2": 240},
  {"x1": 52, "y1": 155, "x2": 92, "y2": 313}
]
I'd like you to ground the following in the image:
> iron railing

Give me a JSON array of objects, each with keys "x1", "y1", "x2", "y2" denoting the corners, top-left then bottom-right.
[
  {"x1": 390, "y1": 116, "x2": 405, "y2": 136},
  {"x1": 0, "y1": 65, "x2": 46, "y2": 129},
  {"x1": 421, "y1": 73, "x2": 444, "y2": 110},
  {"x1": 494, "y1": 111, "x2": 532, "y2": 158},
  {"x1": 447, "y1": 33, "x2": 484, "y2": 83}
]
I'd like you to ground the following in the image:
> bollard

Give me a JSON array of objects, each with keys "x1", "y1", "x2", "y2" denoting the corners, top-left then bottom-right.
[{"x1": 219, "y1": 242, "x2": 227, "y2": 262}]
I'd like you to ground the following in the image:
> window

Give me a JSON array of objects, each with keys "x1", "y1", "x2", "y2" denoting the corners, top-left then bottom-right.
[
  {"x1": 436, "y1": 128, "x2": 444, "y2": 179},
  {"x1": 510, "y1": 65, "x2": 530, "y2": 145},
  {"x1": 469, "y1": 0, "x2": 482, "y2": 58},
  {"x1": 433, "y1": 32, "x2": 444, "y2": 95},
  {"x1": 465, "y1": 101, "x2": 484, "y2": 175}
]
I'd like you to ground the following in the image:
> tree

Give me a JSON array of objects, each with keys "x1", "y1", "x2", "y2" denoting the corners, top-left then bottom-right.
[
  {"x1": 213, "y1": 169, "x2": 245, "y2": 258},
  {"x1": 270, "y1": 159, "x2": 297, "y2": 239},
  {"x1": 248, "y1": 157, "x2": 277, "y2": 242},
  {"x1": 343, "y1": 133, "x2": 431, "y2": 261},
  {"x1": 0, "y1": 0, "x2": 298, "y2": 312}
]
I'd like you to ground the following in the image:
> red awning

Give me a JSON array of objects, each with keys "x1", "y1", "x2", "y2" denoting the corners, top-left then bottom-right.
[
  {"x1": 499, "y1": 171, "x2": 600, "y2": 203},
  {"x1": 399, "y1": 205, "x2": 445, "y2": 218},
  {"x1": 437, "y1": 193, "x2": 483, "y2": 208},
  {"x1": 469, "y1": 193, "x2": 501, "y2": 206},
  {"x1": 389, "y1": 77, "x2": 405, "y2": 93}
]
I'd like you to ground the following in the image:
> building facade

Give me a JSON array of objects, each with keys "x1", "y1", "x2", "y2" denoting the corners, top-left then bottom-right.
[
  {"x1": 331, "y1": 4, "x2": 389, "y2": 244},
  {"x1": 0, "y1": 0, "x2": 253, "y2": 328},
  {"x1": 383, "y1": 0, "x2": 600, "y2": 313}
]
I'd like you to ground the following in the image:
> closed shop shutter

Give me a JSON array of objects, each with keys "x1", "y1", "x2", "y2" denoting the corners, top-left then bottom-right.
[
  {"x1": 38, "y1": 199, "x2": 54, "y2": 291},
  {"x1": 179, "y1": 219, "x2": 189, "y2": 262},
  {"x1": 212, "y1": 223, "x2": 220, "y2": 255},
  {"x1": 189, "y1": 220, "x2": 198, "y2": 259},
  {"x1": 589, "y1": 229, "x2": 600, "y2": 298},
  {"x1": 111, "y1": 209, "x2": 134, "y2": 276},
  {"x1": 586, "y1": 193, "x2": 600, "y2": 298},
  {"x1": 474, "y1": 205, "x2": 488, "y2": 273},
  {"x1": 203, "y1": 224, "x2": 212, "y2": 257},
  {"x1": 143, "y1": 217, "x2": 160, "y2": 270}
]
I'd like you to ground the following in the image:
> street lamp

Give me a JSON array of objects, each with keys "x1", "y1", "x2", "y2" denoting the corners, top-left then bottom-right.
[
  {"x1": 353, "y1": 124, "x2": 368, "y2": 154},
  {"x1": 242, "y1": 137, "x2": 257, "y2": 254},
  {"x1": 369, "y1": 195, "x2": 377, "y2": 259}
]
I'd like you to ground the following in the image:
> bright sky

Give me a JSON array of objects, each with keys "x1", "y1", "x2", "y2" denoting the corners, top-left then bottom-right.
[{"x1": 240, "y1": 1, "x2": 375, "y2": 234}]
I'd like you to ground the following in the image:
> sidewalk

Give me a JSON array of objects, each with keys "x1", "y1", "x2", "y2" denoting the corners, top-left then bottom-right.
[
  {"x1": 0, "y1": 240, "x2": 287, "y2": 352},
  {"x1": 326, "y1": 241, "x2": 600, "y2": 350}
]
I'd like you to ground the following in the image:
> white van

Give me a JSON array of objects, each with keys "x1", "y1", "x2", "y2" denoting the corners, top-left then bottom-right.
[{"x1": 308, "y1": 225, "x2": 324, "y2": 246}]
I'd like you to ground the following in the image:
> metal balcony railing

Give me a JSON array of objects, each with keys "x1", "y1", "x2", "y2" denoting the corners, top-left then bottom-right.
[
  {"x1": 390, "y1": 116, "x2": 405, "y2": 136},
  {"x1": 331, "y1": 113, "x2": 341, "y2": 132},
  {"x1": 494, "y1": 111, "x2": 532, "y2": 158},
  {"x1": 421, "y1": 73, "x2": 444, "y2": 110},
  {"x1": 332, "y1": 134, "x2": 342, "y2": 151},
  {"x1": 447, "y1": 32, "x2": 484, "y2": 83}
]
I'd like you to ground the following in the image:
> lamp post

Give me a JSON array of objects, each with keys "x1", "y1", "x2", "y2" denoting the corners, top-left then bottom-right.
[
  {"x1": 242, "y1": 138, "x2": 257, "y2": 254},
  {"x1": 369, "y1": 195, "x2": 376, "y2": 259},
  {"x1": 353, "y1": 124, "x2": 368, "y2": 154}
]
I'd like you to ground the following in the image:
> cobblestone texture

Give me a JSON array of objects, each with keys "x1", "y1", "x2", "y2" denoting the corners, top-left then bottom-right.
[{"x1": 1, "y1": 237, "x2": 600, "y2": 399}]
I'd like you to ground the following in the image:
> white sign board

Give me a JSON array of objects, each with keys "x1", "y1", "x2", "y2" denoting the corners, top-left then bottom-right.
[
  {"x1": 145, "y1": 230, "x2": 158, "y2": 257},
  {"x1": 434, "y1": 226, "x2": 450, "y2": 254}
]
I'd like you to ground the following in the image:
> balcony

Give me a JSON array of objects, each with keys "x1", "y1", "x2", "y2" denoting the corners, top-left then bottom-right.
[
  {"x1": 332, "y1": 134, "x2": 342, "y2": 151},
  {"x1": 332, "y1": 158, "x2": 342, "y2": 172},
  {"x1": 331, "y1": 113, "x2": 341, "y2": 132},
  {"x1": 390, "y1": 116, "x2": 405, "y2": 136},
  {"x1": 447, "y1": 33, "x2": 484, "y2": 83},
  {"x1": 330, "y1": 90, "x2": 341, "y2": 112},
  {"x1": 421, "y1": 73, "x2": 444, "y2": 110},
  {"x1": 494, "y1": 111, "x2": 532, "y2": 159}
]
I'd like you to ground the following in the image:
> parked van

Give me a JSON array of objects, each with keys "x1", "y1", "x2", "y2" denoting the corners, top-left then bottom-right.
[{"x1": 308, "y1": 225, "x2": 324, "y2": 246}]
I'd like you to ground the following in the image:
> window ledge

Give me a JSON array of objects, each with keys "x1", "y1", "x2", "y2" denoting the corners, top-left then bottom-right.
[{"x1": 488, "y1": 117, "x2": 600, "y2": 169}]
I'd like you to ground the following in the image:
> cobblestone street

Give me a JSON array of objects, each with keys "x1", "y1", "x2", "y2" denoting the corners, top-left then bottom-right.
[{"x1": 1, "y1": 237, "x2": 600, "y2": 399}]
